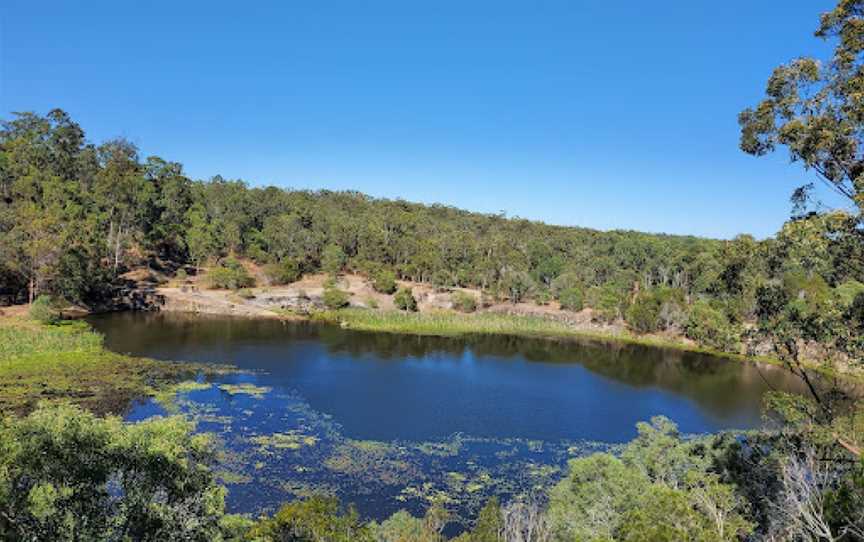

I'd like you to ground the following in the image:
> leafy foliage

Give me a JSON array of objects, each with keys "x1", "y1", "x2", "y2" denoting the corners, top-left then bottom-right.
[
  {"x1": 394, "y1": 287, "x2": 418, "y2": 312},
  {"x1": 450, "y1": 291, "x2": 478, "y2": 313},
  {"x1": 548, "y1": 417, "x2": 753, "y2": 542},
  {"x1": 557, "y1": 287, "x2": 584, "y2": 312},
  {"x1": 0, "y1": 404, "x2": 229, "y2": 542},
  {"x1": 3, "y1": 109, "x2": 862, "y2": 359},
  {"x1": 371, "y1": 268, "x2": 398, "y2": 294},
  {"x1": 264, "y1": 258, "x2": 302, "y2": 285},
  {"x1": 28, "y1": 295, "x2": 59, "y2": 324},
  {"x1": 207, "y1": 258, "x2": 255, "y2": 290},
  {"x1": 685, "y1": 300, "x2": 739, "y2": 351},
  {"x1": 322, "y1": 287, "x2": 350, "y2": 309},
  {"x1": 246, "y1": 496, "x2": 371, "y2": 542}
]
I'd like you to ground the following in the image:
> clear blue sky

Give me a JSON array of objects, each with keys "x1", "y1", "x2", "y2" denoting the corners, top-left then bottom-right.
[{"x1": 0, "y1": 1, "x2": 849, "y2": 238}]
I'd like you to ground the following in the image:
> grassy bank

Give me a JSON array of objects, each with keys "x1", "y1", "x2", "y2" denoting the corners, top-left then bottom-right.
[
  {"x1": 306, "y1": 308, "x2": 864, "y2": 382},
  {"x1": 309, "y1": 308, "x2": 754, "y2": 359},
  {"x1": 0, "y1": 316, "x2": 205, "y2": 415}
]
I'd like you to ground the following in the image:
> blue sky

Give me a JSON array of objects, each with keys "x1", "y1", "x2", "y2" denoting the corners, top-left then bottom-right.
[{"x1": 0, "y1": 1, "x2": 850, "y2": 238}]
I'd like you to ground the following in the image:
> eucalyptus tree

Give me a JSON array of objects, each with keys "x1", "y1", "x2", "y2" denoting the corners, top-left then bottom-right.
[{"x1": 740, "y1": 0, "x2": 864, "y2": 215}]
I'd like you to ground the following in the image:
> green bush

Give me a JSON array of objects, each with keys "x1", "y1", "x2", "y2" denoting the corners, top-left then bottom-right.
[
  {"x1": 265, "y1": 258, "x2": 302, "y2": 285},
  {"x1": 370, "y1": 504, "x2": 449, "y2": 542},
  {"x1": 626, "y1": 293, "x2": 662, "y2": 333},
  {"x1": 321, "y1": 244, "x2": 347, "y2": 276},
  {"x1": 625, "y1": 288, "x2": 687, "y2": 334},
  {"x1": 781, "y1": 271, "x2": 833, "y2": 315},
  {"x1": 451, "y1": 291, "x2": 478, "y2": 313},
  {"x1": 0, "y1": 404, "x2": 229, "y2": 541},
  {"x1": 755, "y1": 284, "x2": 789, "y2": 323},
  {"x1": 28, "y1": 295, "x2": 60, "y2": 324},
  {"x1": 848, "y1": 292, "x2": 864, "y2": 334},
  {"x1": 175, "y1": 268, "x2": 188, "y2": 282},
  {"x1": 365, "y1": 297, "x2": 379, "y2": 309},
  {"x1": 836, "y1": 280, "x2": 864, "y2": 307},
  {"x1": 551, "y1": 271, "x2": 583, "y2": 296},
  {"x1": 558, "y1": 287, "x2": 584, "y2": 311},
  {"x1": 587, "y1": 285, "x2": 626, "y2": 323},
  {"x1": 500, "y1": 269, "x2": 534, "y2": 304},
  {"x1": 685, "y1": 299, "x2": 739, "y2": 351},
  {"x1": 207, "y1": 258, "x2": 255, "y2": 290},
  {"x1": 547, "y1": 417, "x2": 753, "y2": 541},
  {"x1": 371, "y1": 269, "x2": 398, "y2": 294},
  {"x1": 534, "y1": 289, "x2": 553, "y2": 305},
  {"x1": 323, "y1": 287, "x2": 350, "y2": 309},
  {"x1": 394, "y1": 288, "x2": 418, "y2": 312},
  {"x1": 247, "y1": 496, "x2": 371, "y2": 542}
]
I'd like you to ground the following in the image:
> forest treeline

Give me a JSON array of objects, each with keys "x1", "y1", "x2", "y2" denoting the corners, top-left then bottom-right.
[
  {"x1": 2, "y1": 108, "x2": 864, "y2": 356},
  {"x1": 2, "y1": 0, "x2": 864, "y2": 539}
]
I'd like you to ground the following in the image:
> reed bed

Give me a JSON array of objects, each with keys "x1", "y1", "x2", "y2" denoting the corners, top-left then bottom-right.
[{"x1": 313, "y1": 309, "x2": 586, "y2": 339}]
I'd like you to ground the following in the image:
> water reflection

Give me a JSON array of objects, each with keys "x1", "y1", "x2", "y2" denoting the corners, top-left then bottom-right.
[{"x1": 89, "y1": 312, "x2": 806, "y2": 443}]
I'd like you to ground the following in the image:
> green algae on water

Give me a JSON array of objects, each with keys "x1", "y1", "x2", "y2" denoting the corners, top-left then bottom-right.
[{"x1": 218, "y1": 383, "x2": 271, "y2": 397}]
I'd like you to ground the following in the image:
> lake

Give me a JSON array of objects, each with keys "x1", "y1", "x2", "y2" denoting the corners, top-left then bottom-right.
[{"x1": 89, "y1": 311, "x2": 804, "y2": 528}]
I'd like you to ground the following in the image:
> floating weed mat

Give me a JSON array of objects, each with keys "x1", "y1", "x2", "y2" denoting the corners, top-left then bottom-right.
[
  {"x1": 125, "y1": 380, "x2": 612, "y2": 528},
  {"x1": 218, "y1": 383, "x2": 272, "y2": 397}
]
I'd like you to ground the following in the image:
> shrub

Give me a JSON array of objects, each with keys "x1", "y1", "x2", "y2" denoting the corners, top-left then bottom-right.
[
  {"x1": 500, "y1": 269, "x2": 534, "y2": 304},
  {"x1": 547, "y1": 417, "x2": 753, "y2": 541},
  {"x1": 431, "y1": 270, "x2": 452, "y2": 292},
  {"x1": 247, "y1": 497, "x2": 371, "y2": 542},
  {"x1": 0, "y1": 404, "x2": 228, "y2": 541},
  {"x1": 208, "y1": 259, "x2": 255, "y2": 290},
  {"x1": 558, "y1": 287, "x2": 584, "y2": 311},
  {"x1": 551, "y1": 271, "x2": 583, "y2": 296},
  {"x1": 365, "y1": 297, "x2": 379, "y2": 309},
  {"x1": 265, "y1": 258, "x2": 302, "y2": 285},
  {"x1": 685, "y1": 299, "x2": 739, "y2": 351},
  {"x1": 626, "y1": 294, "x2": 662, "y2": 333},
  {"x1": 393, "y1": 288, "x2": 418, "y2": 312},
  {"x1": 625, "y1": 288, "x2": 687, "y2": 334},
  {"x1": 372, "y1": 269, "x2": 398, "y2": 294},
  {"x1": 321, "y1": 244, "x2": 347, "y2": 276},
  {"x1": 846, "y1": 292, "x2": 864, "y2": 334},
  {"x1": 836, "y1": 280, "x2": 864, "y2": 307},
  {"x1": 175, "y1": 268, "x2": 188, "y2": 282},
  {"x1": 370, "y1": 504, "x2": 449, "y2": 541},
  {"x1": 534, "y1": 289, "x2": 553, "y2": 305},
  {"x1": 29, "y1": 295, "x2": 60, "y2": 324},
  {"x1": 323, "y1": 287, "x2": 350, "y2": 309},
  {"x1": 237, "y1": 288, "x2": 255, "y2": 299},
  {"x1": 451, "y1": 291, "x2": 477, "y2": 313},
  {"x1": 755, "y1": 284, "x2": 789, "y2": 323},
  {"x1": 587, "y1": 285, "x2": 626, "y2": 323}
]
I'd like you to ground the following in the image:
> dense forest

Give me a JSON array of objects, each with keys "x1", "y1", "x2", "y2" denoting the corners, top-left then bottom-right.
[
  {"x1": 1, "y1": 107, "x2": 864, "y2": 358},
  {"x1": 2, "y1": 0, "x2": 864, "y2": 540}
]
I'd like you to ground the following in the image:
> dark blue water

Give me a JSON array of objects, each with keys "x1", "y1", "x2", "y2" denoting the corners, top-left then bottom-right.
[{"x1": 89, "y1": 312, "x2": 804, "y2": 525}]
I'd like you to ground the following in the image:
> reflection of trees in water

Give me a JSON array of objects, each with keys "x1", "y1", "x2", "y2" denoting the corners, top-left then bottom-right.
[
  {"x1": 314, "y1": 324, "x2": 810, "y2": 415},
  {"x1": 94, "y1": 313, "x2": 812, "y2": 418}
]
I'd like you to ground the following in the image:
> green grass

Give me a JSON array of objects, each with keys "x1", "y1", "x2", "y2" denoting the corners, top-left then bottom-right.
[
  {"x1": 308, "y1": 308, "x2": 805, "y2": 371},
  {"x1": 316, "y1": 308, "x2": 864, "y2": 382},
  {"x1": 0, "y1": 319, "x2": 102, "y2": 359},
  {"x1": 0, "y1": 316, "x2": 204, "y2": 415},
  {"x1": 312, "y1": 308, "x2": 577, "y2": 338}
]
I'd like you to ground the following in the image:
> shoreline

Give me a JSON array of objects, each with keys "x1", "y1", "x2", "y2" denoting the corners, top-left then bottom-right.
[
  {"x1": 306, "y1": 308, "x2": 787, "y2": 366},
  {"x1": 7, "y1": 278, "x2": 854, "y2": 383}
]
